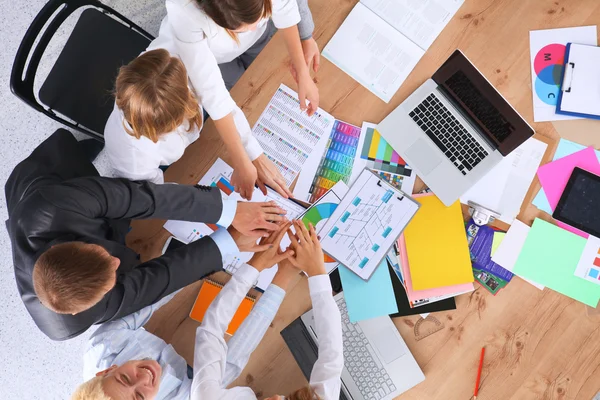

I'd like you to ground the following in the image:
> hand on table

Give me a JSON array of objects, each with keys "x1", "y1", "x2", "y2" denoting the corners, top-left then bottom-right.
[
  {"x1": 230, "y1": 160, "x2": 257, "y2": 200},
  {"x1": 232, "y1": 201, "x2": 288, "y2": 238},
  {"x1": 253, "y1": 154, "x2": 293, "y2": 198},
  {"x1": 287, "y1": 220, "x2": 326, "y2": 277},
  {"x1": 248, "y1": 222, "x2": 294, "y2": 272}
]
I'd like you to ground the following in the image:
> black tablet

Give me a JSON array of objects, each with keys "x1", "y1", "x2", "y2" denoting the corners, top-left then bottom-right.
[{"x1": 553, "y1": 167, "x2": 600, "y2": 237}]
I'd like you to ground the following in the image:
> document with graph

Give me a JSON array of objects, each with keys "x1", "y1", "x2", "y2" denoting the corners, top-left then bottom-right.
[
  {"x1": 322, "y1": 0, "x2": 463, "y2": 102},
  {"x1": 252, "y1": 84, "x2": 335, "y2": 188},
  {"x1": 319, "y1": 169, "x2": 420, "y2": 280},
  {"x1": 163, "y1": 158, "x2": 306, "y2": 290}
]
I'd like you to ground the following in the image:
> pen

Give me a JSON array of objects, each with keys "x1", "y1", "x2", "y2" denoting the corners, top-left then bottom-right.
[{"x1": 474, "y1": 347, "x2": 485, "y2": 399}]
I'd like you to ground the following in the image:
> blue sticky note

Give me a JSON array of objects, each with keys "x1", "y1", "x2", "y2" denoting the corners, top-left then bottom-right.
[
  {"x1": 339, "y1": 261, "x2": 398, "y2": 323},
  {"x1": 532, "y1": 139, "x2": 600, "y2": 213}
]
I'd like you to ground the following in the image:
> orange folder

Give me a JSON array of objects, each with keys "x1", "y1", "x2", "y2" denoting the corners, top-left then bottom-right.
[{"x1": 189, "y1": 280, "x2": 255, "y2": 335}]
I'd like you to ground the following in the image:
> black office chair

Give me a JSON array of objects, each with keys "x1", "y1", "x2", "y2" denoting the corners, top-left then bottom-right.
[{"x1": 10, "y1": 0, "x2": 154, "y2": 141}]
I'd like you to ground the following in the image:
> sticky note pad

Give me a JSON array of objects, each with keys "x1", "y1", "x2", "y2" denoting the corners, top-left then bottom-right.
[
  {"x1": 339, "y1": 261, "x2": 398, "y2": 323},
  {"x1": 491, "y1": 232, "x2": 505, "y2": 257},
  {"x1": 513, "y1": 219, "x2": 600, "y2": 307},
  {"x1": 404, "y1": 194, "x2": 474, "y2": 290}
]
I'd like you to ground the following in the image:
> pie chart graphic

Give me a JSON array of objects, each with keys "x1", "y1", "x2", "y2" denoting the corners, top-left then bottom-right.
[
  {"x1": 533, "y1": 43, "x2": 566, "y2": 105},
  {"x1": 302, "y1": 202, "x2": 339, "y2": 266}
]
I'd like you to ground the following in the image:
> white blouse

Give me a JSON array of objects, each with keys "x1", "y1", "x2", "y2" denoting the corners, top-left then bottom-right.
[
  {"x1": 104, "y1": 18, "x2": 263, "y2": 184},
  {"x1": 164, "y1": 0, "x2": 303, "y2": 120}
]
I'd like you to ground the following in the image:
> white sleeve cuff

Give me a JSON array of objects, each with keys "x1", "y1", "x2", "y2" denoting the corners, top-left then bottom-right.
[
  {"x1": 245, "y1": 136, "x2": 264, "y2": 161},
  {"x1": 216, "y1": 199, "x2": 237, "y2": 227},
  {"x1": 308, "y1": 274, "x2": 332, "y2": 297},
  {"x1": 210, "y1": 228, "x2": 239, "y2": 260},
  {"x1": 235, "y1": 263, "x2": 261, "y2": 285}
]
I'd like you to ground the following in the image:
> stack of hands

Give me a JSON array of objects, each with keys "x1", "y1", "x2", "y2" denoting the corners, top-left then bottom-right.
[{"x1": 229, "y1": 202, "x2": 327, "y2": 290}]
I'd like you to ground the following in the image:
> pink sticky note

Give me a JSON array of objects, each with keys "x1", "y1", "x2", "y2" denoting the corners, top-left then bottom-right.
[
  {"x1": 537, "y1": 147, "x2": 600, "y2": 238},
  {"x1": 397, "y1": 235, "x2": 474, "y2": 303}
]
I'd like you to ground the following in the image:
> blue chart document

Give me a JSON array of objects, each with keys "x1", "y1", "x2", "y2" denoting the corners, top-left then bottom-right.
[{"x1": 320, "y1": 169, "x2": 420, "y2": 280}]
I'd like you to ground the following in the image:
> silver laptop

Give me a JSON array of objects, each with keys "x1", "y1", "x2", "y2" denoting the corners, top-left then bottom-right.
[
  {"x1": 377, "y1": 50, "x2": 534, "y2": 206},
  {"x1": 300, "y1": 293, "x2": 424, "y2": 400}
]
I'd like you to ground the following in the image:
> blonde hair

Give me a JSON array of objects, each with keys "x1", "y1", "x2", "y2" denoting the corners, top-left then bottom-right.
[
  {"x1": 288, "y1": 386, "x2": 321, "y2": 400},
  {"x1": 115, "y1": 48, "x2": 203, "y2": 143},
  {"x1": 71, "y1": 376, "x2": 111, "y2": 400}
]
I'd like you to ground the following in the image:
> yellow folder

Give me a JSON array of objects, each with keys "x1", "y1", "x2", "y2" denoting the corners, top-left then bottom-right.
[{"x1": 404, "y1": 194, "x2": 473, "y2": 290}]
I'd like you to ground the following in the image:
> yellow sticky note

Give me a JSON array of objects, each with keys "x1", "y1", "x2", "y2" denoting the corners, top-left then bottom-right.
[
  {"x1": 405, "y1": 194, "x2": 474, "y2": 290},
  {"x1": 491, "y1": 232, "x2": 505, "y2": 257}
]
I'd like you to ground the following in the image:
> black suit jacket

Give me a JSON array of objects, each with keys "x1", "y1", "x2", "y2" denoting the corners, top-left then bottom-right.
[{"x1": 5, "y1": 129, "x2": 226, "y2": 340}]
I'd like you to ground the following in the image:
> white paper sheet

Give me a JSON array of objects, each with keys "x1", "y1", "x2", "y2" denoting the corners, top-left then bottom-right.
[
  {"x1": 322, "y1": 3, "x2": 425, "y2": 103},
  {"x1": 253, "y1": 84, "x2": 335, "y2": 191},
  {"x1": 574, "y1": 235, "x2": 600, "y2": 286},
  {"x1": 320, "y1": 169, "x2": 419, "y2": 280},
  {"x1": 559, "y1": 44, "x2": 600, "y2": 116},
  {"x1": 529, "y1": 26, "x2": 597, "y2": 122},
  {"x1": 491, "y1": 220, "x2": 544, "y2": 290},
  {"x1": 460, "y1": 137, "x2": 547, "y2": 224},
  {"x1": 163, "y1": 158, "x2": 306, "y2": 291},
  {"x1": 360, "y1": 0, "x2": 464, "y2": 50}
]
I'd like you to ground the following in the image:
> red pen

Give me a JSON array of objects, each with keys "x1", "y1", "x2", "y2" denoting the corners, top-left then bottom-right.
[{"x1": 474, "y1": 347, "x2": 485, "y2": 400}]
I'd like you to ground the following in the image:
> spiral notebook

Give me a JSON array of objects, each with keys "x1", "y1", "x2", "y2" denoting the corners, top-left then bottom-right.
[{"x1": 190, "y1": 279, "x2": 256, "y2": 335}]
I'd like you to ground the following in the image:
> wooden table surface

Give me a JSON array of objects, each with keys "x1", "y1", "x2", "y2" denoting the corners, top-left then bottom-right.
[{"x1": 135, "y1": 0, "x2": 600, "y2": 398}]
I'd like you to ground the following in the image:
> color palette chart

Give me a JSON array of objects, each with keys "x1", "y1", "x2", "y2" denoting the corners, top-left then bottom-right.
[
  {"x1": 253, "y1": 84, "x2": 335, "y2": 189},
  {"x1": 361, "y1": 124, "x2": 411, "y2": 175},
  {"x1": 575, "y1": 235, "x2": 600, "y2": 286},
  {"x1": 308, "y1": 120, "x2": 361, "y2": 203}
]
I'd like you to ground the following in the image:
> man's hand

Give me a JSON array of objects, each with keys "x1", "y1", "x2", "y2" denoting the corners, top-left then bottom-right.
[
  {"x1": 271, "y1": 258, "x2": 302, "y2": 291},
  {"x1": 227, "y1": 227, "x2": 274, "y2": 253},
  {"x1": 232, "y1": 201, "x2": 288, "y2": 237},
  {"x1": 230, "y1": 160, "x2": 258, "y2": 201},
  {"x1": 253, "y1": 154, "x2": 293, "y2": 198},
  {"x1": 287, "y1": 220, "x2": 326, "y2": 277},
  {"x1": 248, "y1": 223, "x2": 294, "y2": 272}
]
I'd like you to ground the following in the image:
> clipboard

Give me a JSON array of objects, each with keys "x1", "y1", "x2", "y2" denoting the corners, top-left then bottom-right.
[{"x1": 556, "y1": 42, "x2": 600, "y2": 119}]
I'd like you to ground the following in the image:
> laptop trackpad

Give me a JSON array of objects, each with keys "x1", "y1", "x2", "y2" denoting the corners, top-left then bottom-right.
[
  {"x1": 373, "y1": 327, "x2": 405, "y2": 364},
  {"x1": 406, "y1": 139, "x2": 442, "y2": 175}
]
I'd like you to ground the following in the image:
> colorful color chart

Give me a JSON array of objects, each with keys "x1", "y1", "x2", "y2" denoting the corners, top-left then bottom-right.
[
  {"x1": 533, "y1": 43, "x2": 565, "y2": 106},
  {"x1": 361, "y1": 125, "x2": 412, "y2": 176},
  {"x1": 308, "y1": 120, "x2": 361, "y2": 203}
]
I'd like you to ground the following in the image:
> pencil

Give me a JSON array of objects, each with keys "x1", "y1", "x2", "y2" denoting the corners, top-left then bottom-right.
[{"x1": 474, "y1": 347, "x2": 485, "y2": 400}]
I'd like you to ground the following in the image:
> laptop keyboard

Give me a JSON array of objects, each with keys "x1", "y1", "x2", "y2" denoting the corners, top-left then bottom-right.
[
  {"x1": 337, "y1": 297, "x2": 397, "y2": 400},
  {"x1": 408, "y1": 94, "x2": 488, "y2": 176}
]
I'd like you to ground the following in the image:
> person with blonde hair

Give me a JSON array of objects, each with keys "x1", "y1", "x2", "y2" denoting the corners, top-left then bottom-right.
[
  {"x1": 70, "y1": 224, "x2": 299, "y2": 400},
  {"x1": 104, "y1": 17, "x2": 292, "y2": 199},
  {"x1": 192, "y1": 220, "x2": 344, "y2": 400}
]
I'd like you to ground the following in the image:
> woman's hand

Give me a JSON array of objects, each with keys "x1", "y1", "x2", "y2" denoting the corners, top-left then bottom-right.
[
  {"x1": 253, "y1": 154, "x2": 293, "y2": 198},
  {"x1": 287, "y1": 220, "x2": 326, "y2": 276},
  {"x1": 297, "y1": 71, "x2": 319, "y2": 116},
  {"x1": 248, "y1": 222, "x2": 294, "y2": 272},
  {"x1": 230, "y1": 159, "x2": 257, "y2": 200},
  {"x1": 302, "y1": 38, "x2": 320, "y2": 74},
  {"x1": 271, "y1": 258, "x2": 302, "y2": 291},
  {"x1": 231, "y1": 201, "x2": 288, "y2": 237}
]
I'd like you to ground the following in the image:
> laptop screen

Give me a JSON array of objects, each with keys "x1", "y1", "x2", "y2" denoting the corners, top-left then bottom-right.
[{"x1": 432, "y1": 50, "x2": 534, "y2": 156}]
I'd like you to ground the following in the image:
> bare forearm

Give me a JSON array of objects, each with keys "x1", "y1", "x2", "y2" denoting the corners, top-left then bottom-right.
[{"x1": 281, "y1": 26, "x2": 309, "y2": 77}]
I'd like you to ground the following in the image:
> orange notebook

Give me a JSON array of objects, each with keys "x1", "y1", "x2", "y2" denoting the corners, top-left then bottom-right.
[{"x1": 189, "y1": 280, "x2": 255, "y2": 335}]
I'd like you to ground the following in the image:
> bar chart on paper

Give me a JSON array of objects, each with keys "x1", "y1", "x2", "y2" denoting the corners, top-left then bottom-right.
[
  {"x1": 253, "y1": 84, "x2": 335, "y2": 187},
  {"x1": 320, "y1": 170, "x2": 420, "y2": 280},
  {"x1": 575, "y1": 236, "x2": 600, "y2": 286}
]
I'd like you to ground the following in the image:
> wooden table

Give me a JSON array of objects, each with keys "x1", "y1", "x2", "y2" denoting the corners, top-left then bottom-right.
[{"x1": 136, "y1": 0, "x2": 600, "y2": 398}]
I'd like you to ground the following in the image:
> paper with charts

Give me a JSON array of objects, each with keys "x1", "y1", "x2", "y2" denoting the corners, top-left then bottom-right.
[
  {"x1": 574, "y1": 235, "x2": 600, "y2": 286},
  {"x1": 163, "y1": 158, "x2": 306, "y2": 291},
  {"x1": 320, "y1": 169, "x2": 420, "y2": 280},
  {"x1": 529, "y1": 26, "x2": 597, "y2": 122},
  {"x1": 252, "y1": 84, "x2": 335, "y2": 189}
]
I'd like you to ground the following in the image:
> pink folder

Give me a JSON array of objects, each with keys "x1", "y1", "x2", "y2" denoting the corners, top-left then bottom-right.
[
  {"x1": 397, "y1": 235, "x2": 474, "y2": 303},
  {"x1": 537, "y1": 147, "x2": 600, "y2": 238}
]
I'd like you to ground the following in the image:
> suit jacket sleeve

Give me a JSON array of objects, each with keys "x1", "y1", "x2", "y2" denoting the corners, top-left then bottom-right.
[{"x1": 37, "y1": 176, "x2": 224, "y2": 223}]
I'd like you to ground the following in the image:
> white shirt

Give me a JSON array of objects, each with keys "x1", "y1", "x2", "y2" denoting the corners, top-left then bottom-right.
[
  {"x1": 104, "y1": 18, "x2": 263, "y2": 185},
  {"x1": 81, "y1": 235, "x2": 287, "y2": 400},
  {"x1": 165, "y1": 0, "x2": 302, "y2": 120},
  {"x1": 191, "y1": 264, "x2": 344, "y2": 399}
]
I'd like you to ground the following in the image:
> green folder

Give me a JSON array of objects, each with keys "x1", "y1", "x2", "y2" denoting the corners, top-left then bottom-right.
[{"x1": 513, "y1": 218, "x2": 600, "y2": 307}]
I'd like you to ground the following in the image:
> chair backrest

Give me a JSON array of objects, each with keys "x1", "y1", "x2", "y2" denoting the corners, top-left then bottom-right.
[{"x1": 10, "y1": 0, "x2": 154, "y2": 140}]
